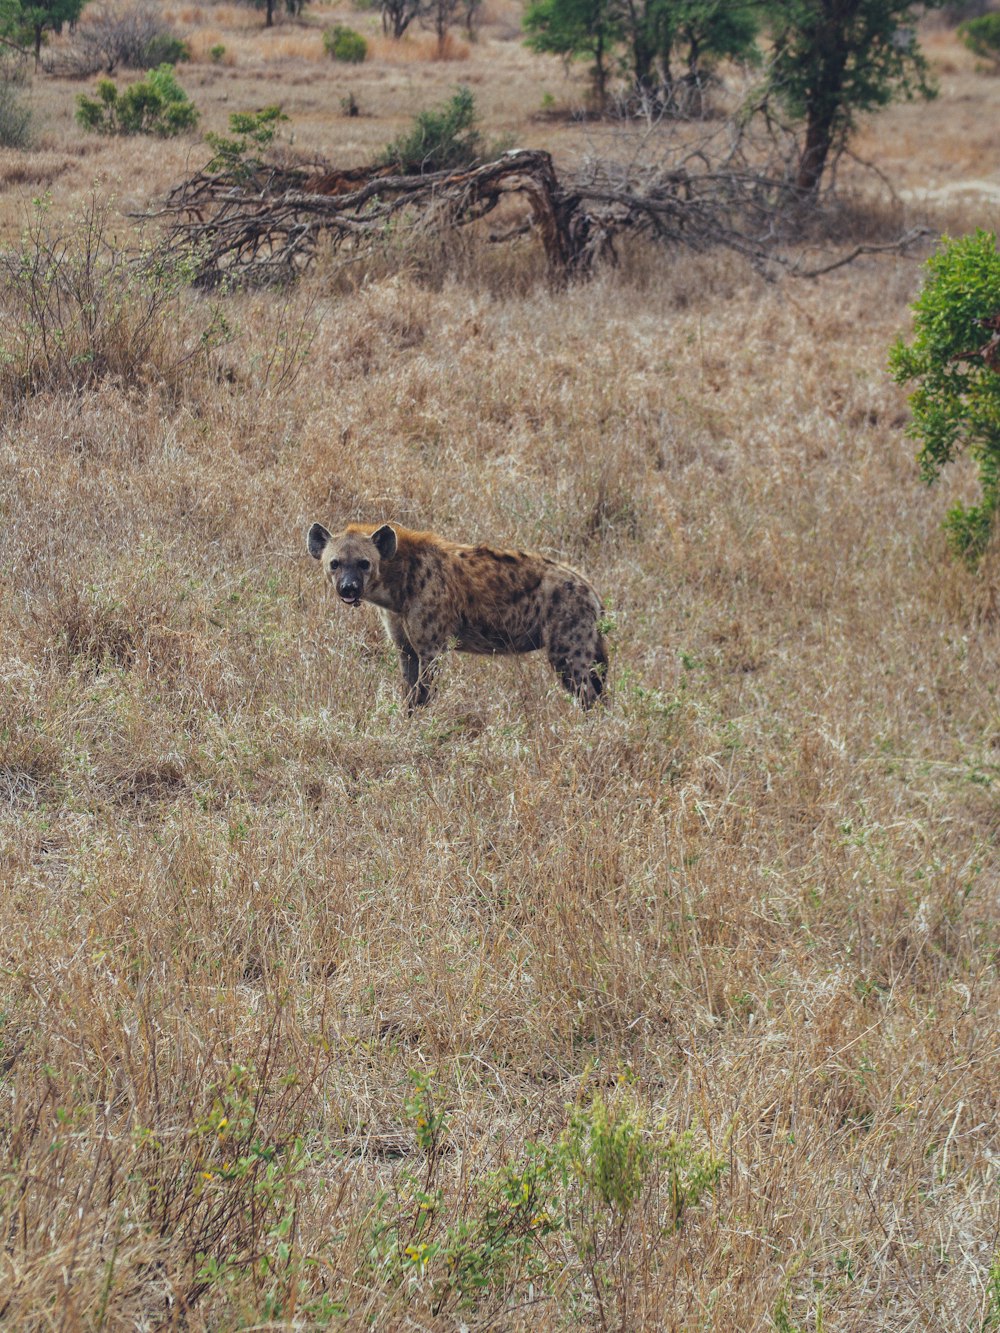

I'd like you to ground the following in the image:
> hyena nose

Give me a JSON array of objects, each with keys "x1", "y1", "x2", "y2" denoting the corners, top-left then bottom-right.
[{"x1": 338, "y1": 580, "x2": 361, "y2": 600}]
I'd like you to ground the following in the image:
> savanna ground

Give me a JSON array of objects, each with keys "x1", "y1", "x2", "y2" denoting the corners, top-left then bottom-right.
[{"x1": 1, "y1": 4, "x2": 999, "y2": 1329}]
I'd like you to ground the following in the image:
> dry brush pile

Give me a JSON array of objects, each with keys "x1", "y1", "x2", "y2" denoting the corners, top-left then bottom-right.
[{"x1": 0, "y1": 186, "x2": 998, "y2": 1330}]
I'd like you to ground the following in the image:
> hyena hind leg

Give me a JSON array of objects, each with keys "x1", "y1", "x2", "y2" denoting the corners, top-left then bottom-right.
[{"x1": 548, "y1": 634, "x2": 609, "y2": 709}]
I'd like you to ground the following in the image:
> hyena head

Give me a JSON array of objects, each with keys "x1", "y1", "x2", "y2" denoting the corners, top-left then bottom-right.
[{"x1": 307, "y1": 522, "x2": 397, "y2": 607}]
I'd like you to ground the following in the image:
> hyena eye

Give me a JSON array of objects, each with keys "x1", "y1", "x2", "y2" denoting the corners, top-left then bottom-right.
[
  {"x1": 329, "y1": 559, "x2": 340, "y2": 571},
  {"x1": 357, "y1": 559, "x2": 371, "y2": 572}
]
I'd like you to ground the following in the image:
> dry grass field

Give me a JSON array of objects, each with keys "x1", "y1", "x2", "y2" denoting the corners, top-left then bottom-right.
[{"x1": 1, "y1": 4, "x2": 999, "y2": 1329}]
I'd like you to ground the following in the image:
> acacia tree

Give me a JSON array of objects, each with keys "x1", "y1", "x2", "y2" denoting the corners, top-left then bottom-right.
[
  {"x1": 381, "y1": 0, "x2": 423, "y2": 38},
  {"x1": 524, "y1": 0, "x2": 621, "y2": 109},
  {"x1": 423, "y1": 0, "x2": 463, "y2": 55},
  {"x1": 2, "y1": 0, "x2": 83, "y2": 62},
  {"x1": 524, "y1": 0, "x2": 759, "y2": 112},
  {"x1": 766, "y1": 0, "x2": 942, "y2": 195}
]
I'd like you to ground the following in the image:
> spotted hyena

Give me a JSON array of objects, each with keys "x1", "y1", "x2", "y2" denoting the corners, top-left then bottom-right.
[{"x1": 307, "y1": 521, "x2": 608, "y2": 711}]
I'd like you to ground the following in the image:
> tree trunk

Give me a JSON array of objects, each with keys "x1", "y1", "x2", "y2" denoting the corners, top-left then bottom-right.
[
  {"x1": 795, "y1": 105, "x2": 835, "y2": 195},
  {"x1": 265, "y1": 0, "x2": 275, "y2": 27},
  {"x1": 593, "y1": 28, "x2": 608, "y2": 112}
]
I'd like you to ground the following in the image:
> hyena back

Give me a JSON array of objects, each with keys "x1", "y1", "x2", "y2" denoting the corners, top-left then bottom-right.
[{"x1": 307, "y1": 521, "x2": 608, "y2": 711}]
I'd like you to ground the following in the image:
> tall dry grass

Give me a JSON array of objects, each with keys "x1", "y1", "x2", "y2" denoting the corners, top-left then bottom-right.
[{"x1": 1, "y1": 13, "x2": 999, "y2": 1331}]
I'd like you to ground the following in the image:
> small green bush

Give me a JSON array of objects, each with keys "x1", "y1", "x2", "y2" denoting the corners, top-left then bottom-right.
[
  {"x1": 958, "y1": 13, "x2": 1000, "y2": 69},
  {"x1": 141, "y1": 32, "x2": 191, "y2": 66},
  {"x1": 889, "y1": 230, "x2": 1000, "y2": 563},
  {"x1": 379, "y1": 85, "x2": 484, "y2": 174},
  {"x1": 75, "y1": 64, "x2": 199, "y2": 137},
  {"x1": 204, "y1": 105, "x2": 288, "y2": 179},
  {"x1": 322, "y1": 24, "x2": 367, "y2": 63},
  {"x1": 209, "y1": 43, "x2": 226, "y2": 63}
]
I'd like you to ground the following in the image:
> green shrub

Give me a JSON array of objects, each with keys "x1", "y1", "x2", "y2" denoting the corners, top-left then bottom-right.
[
  {"x1": 75, "y1": 63, "x2": 199, "y2": 137},
  {"x1": 141, "y1": 32, "x2": 191, "y2": 65},
  {"x1": 958, "y1": 12, "x2": 1000, "y2": 68},
  {"x1": 322, "y1": 24, "x2": 367, "y2": 63},
  {"x1": 889, "y1": 231, "x2": 1000, "y2": 563},
  {"x1": 559, "y1": 1093, "x2": 653, "y2": 1217},
  {"x1": 204, "y1": 105, "x2": 288, "y2": 179},
  {"x1": 379, "y1": 85, "x2": 484, "y2": 174},
  {"x1": 209, "y1": 42, "x2": 226, "y2": 62}
]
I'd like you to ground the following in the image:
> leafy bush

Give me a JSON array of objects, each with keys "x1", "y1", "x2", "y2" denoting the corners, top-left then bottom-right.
[
  {"x1": 889, "y1": 231, "x2": 1000, "y2": 563},
  {"x1": 204, "y1": 105, "x2": 288, "y2": 179},
  {"x1": 560, "y1": 1093, "x2": 653, "y2": 1216},
  {"x1": 379, "y1": 85, "x2": 484, "y2": 174},
  {"x1": 75, "y1": 63, "x2": 199, "y2": 137},
  {"x1": 141, "y1": 31, "x2": 191, "y2": 65},
  {"x1": 356, "y1": 1073, "x2": 726, "y2": 1320},
  {"x1": 959, "y1": 12, "x2": 1000, "y2": 68},
  {"x1": 0, "y1": 56, "x2": 33, "y2": 150},
  {"x1": 322, "y1": 23, "x2": 367, "y2": 62}
]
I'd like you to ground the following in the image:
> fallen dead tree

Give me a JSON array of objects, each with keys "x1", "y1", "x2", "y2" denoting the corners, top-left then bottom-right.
[
  {"x1": 152, "y1": 149, "x2": 614, "y2": 289},
  {"x1": 150, "y1": 136, "x2": 929, "y2": 289}
]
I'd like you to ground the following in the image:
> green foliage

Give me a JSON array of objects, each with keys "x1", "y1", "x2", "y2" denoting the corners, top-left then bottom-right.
[
  {"x1": 75, "y1": 63, "x2": 198, "y2": 137},
  {"x1": 0, "y1": 54, "x2": 32, "y2": 148},
  {"x1": 523, "y1": 0, "x2": 760, "y2": 111},
  {"x1": 560, "y1": 1092, "x2": 653, "y2": 1215},
  {"x1": 209, "y1": 42, "x2": 226, "y2": 62},
  {"x1": 204, "y1": 105, "x2": 288, "y2": 178},
  {"x1": 359, "y1": 1070, "x2": 561, "y2": 1314},
  {"x1": 141, "y1": 31, "x2": 191, "y2": 65},
  {"x1": 661, "y1": 1127, "x2": 726, "y2": 1229},
  {"x1": 772, "y1": 1287, "x2": 806, "y2": 1332},
  {"x1": 889, "y1": 231, "x2": 1000, "y2": 563},
  {"x1": 524, "y1": 0, "x2": 621, "y2": 107},
  {"x1": 356, "y1": 1073, "x2": 725, "y2": 1318},
  {"x1": 765, "y1": 0, "x2": 942, "y2": 193},
  {"x1": 379, "y1": 85, "x2": 484, "y2": 174},
  {"x1": 323, "y1": 22, "x2": 368, "y2": 62},
  {"x1": 1, "y1": 0, "x2": 83, "y2": 60},
  {"x1": 404, "y1": 1069, "x2": 449, "y2": 1157},
  {"x1": 959, "y1": 12, "x2": 1000, "y2": 69}
]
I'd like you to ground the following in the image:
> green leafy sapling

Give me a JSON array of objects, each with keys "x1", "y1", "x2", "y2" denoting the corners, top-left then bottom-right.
[{"x1": 889, "y1": 230, "x2": 1000, "y2": 563}]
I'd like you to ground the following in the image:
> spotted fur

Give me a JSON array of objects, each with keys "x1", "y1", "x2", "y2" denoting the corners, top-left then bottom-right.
[{"x1": 307, "y1": 521, "x2": 608, "y2": 711}]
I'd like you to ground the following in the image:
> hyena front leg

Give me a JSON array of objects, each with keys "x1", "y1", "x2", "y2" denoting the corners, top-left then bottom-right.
[
  {"x1": 408, "y1": 655, "x2": 442, "y2": 711},
  {"x1": 406, "y1": 620, "x2": 452, "y2": 712},
  {"x1": 382, "y1": 612, "x2": 425, "y2": 711},
  {"x1": 381, "y1": 611, "x2": 446, "y2": 712}
]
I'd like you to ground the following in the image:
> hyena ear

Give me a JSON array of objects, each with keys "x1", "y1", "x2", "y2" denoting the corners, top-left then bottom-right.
[
  {"x1": 307, "y1": 522, "x2": 332, "y2": 560},
  {"x1": 371, "y1": 524, "x2": 398, "y2": 561}
]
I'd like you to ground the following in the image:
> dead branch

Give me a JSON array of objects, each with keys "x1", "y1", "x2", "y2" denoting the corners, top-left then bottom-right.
[
  {"x1": 148, "y1": 131, "x2": 929, "y2": 289},
  {"x1": 149, "y1": 150, "x2": 612, "y2": 289}
]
